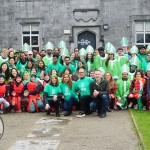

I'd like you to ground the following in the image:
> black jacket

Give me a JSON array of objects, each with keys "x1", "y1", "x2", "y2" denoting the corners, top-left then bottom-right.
[{"x1": 90, "y1": 78, "x2": 109, "y2": 101}]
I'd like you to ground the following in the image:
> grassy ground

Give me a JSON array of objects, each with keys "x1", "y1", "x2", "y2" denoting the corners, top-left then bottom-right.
[{"x1": 130, "y1": 109, "x2": 150, "y2": 150}]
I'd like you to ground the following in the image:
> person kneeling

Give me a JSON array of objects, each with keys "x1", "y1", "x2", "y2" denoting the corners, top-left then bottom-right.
[
  {"x1": 0, "y1": 74, "x2": 10, "y2": 113},
  {"x1": 43, "y1": 74, "x2": 62, "y2": 117},
  {"x1": 24, "y1": 74, "x2": 43, "y2": 113},
  {"x1": 90, "y1": 70, "x2": 109, "y2": 118},
  {"x1": 60, "y1": 74, "x2": 79, "y2": 116}
]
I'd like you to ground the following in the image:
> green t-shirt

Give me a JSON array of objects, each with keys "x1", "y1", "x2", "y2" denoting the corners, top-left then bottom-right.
[
  {"x1": 60, "y1": 81, "x2": 78, "y2": 101},
  {"x1": 137, "y1": 54, "x2": 147, "y2": 62},
  {"x1": 62, "y1": 64, "x2": 76, "y2": 74},
  {"x1": 16, "y1": 61, "x2": 27, "y2": 75},
  {"x1": 46, "y1": 63, "x2": 63, "y2": 74},
  {"x1": 44, "y1": 84, "x2": 61, "y2": 101},
  {"x1": 76, "y1": 77, "x2": 93, "y2": 96}
]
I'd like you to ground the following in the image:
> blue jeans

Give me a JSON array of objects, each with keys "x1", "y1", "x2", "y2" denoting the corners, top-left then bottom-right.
[
  {"x1": 0, "y1": 98, "x2": 10, "y2": 110},
  {"x1": 90, "y1": 94, "x2": 109, "y2": 113},
  {"x1": 63, "y1": 96, "x2": 78, "y2": 110}
]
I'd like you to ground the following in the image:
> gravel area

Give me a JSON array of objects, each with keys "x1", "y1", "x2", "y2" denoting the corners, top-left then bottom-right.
[{"x1": 0, "y1": 110, "x2": 141, "y2": 150}]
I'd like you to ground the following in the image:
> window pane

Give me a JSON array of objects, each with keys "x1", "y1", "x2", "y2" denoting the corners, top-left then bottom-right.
[
  {"x1": 31, "y1": 36, "x2": 38, "y2": 45},
  {"x1": 145, "y1": 34, "x2": 150, "y2": 43},
  {"x1": 23, "y1": 36, "x2": 30, "y2": 45},
  {"x1": 31, "y1": 25, "x2": 39, "y2": 34},
  {"x1": 135, "y1": 22, "x2": 144, "y2": 31},
  {"x1": 22, "y1": 25, "x2": 30, "y2": 34},
  {"x1": 145, "y1": 22, "x2": 150, "y2": 32},
  {"x1": 136, "y1": 34, "x2": 144, "y2": 43},
  {"x1": 32, "y1": 47, "x2": 39, "y2": 52}
]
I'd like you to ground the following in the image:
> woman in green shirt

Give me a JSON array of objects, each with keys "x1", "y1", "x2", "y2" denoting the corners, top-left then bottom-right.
[
  {"x1": 43, "y1": 74, "x2": 62, "y2": 117},
  {"x1": 60, "y1": 74, "x2": 78, "y2": 116}
]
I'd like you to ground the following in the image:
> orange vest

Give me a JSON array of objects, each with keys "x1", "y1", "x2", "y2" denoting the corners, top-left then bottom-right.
[
  {"x1": 14, "y1": 83, "x2": 24, "y2": 96},
  {"x1": 0, "y1": 84, "x2": 6, "y2": 97},
  {"x1": 27, "y1": 82, "x2": 37, "y2": 92}
]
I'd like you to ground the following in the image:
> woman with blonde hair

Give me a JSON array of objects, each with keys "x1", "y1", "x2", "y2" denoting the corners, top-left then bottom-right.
[
  {"x1": 43, "y1": 74, "x2": 62, "y2": 117},
  {"x1": 104, "y1": 72, "x2": 118, "y2": 110}
]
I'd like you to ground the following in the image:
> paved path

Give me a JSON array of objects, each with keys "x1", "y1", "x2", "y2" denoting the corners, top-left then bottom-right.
[{"x1": 0, "y1": 110, "x2": 141, "y2": 150}]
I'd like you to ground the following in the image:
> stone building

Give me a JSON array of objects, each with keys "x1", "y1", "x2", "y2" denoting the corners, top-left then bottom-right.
[{"x1": 0, "y1": 0, "x2": 150, "y2": 52}]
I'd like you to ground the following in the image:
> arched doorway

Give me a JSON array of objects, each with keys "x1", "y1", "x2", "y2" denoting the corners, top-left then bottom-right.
[{"x1": 78, "y1": 31, "x2": 96, "y2": 49}]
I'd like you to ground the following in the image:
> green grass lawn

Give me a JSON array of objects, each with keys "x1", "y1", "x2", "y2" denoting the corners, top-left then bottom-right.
[{"x1": 130, "y1": 109, "x2": 150, "y2": 150}]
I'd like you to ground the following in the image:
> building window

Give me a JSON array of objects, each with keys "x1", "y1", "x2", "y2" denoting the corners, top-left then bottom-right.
[
  {"x1": 135, "y1": 22, "x2": 150, "y2": 47},
  {"x1": 22, "y1": 24, "x2": 39, "y2": 51}
]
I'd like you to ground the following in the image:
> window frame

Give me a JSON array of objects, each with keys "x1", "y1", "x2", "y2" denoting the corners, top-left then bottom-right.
[
  {"x1": 22, "y1": 24, "x2": 40, "y2": 51},
  {"x1": 135, "y1": 22, "x2": 150, "y2": 46}
]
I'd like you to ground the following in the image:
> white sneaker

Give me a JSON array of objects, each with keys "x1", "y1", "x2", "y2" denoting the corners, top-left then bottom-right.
[
  {"x1": 134, "y1": 104, "x2": 138, "y2": 109},
  {"x1": 143, "y1": 106, "x2": 146, "y2": 110},
  {"x1": 76, "y1": 112, "x2": 85, "y2": 118}
]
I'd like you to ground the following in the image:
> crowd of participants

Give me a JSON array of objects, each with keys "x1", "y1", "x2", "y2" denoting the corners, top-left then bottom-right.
[{"x1": 0, "y1": 38, "x2": 150, "y2": 118}]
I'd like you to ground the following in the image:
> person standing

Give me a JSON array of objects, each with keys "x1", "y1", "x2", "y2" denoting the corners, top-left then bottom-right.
[{"x1": 42, "y1": 42, "x2": 54, "y2": 66}]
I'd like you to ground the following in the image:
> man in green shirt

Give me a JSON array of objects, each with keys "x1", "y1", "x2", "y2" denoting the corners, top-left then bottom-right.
[
  {"x1": 76, "y1": 68, "x2": 93, "y2": 118},
  {"x1": 62, "y1": 56, "x2": 76, "y2": 74},
  {"x1": 142, "y1": 52, "x2": 150, "y2": 72},
  {"x1": 46, "y1": 54, "x2": 63, "y2": 77},
  {"x1": 137, "y1": 46, "x2": 147, "y2": 62}
]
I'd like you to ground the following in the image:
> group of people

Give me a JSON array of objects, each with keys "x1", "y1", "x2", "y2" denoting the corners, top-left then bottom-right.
[{"x1": 0, "y1": 37, "x2": 150, "y2": 118}]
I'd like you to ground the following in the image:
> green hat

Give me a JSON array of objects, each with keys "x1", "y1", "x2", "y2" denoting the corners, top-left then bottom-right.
[
  {"x1": 60, "y1": 47, "x2": 69, "y2": 56},
  {"x1": 86, "y1": 45, "x2": 94, "y2": 54},
  {"x1": 121, "y1": 64, "x2": 129, "y2": 73},
  {"x1": 129, "y1": 55, "x2": 139, "y2": 66},
  {"x1": 79, "y1": 48, "x2": 86, "y2": 56},
  {"x1": 45, "y1": 42, "x2": 54, "y2": 51},
  {"x1": 107, "y1": 44, "x2": 116, "y2": 54},
  {"x1": 98, "y1": 67, "x2": 105, "y2": 75},
  {"x1": 147, "y1": 44, "x2": 150, "y2": 50},
  {"x1": 22, "y1": 43, "x2": 30, "y2": 52},
  {"x1": 58, "y1": 41, "x2": 66, "y2": 49},
  {"x1": 130, "y1": 46, "x2": 138, "y2": 54},
  {"x1": 105, "y1": 42, "x2": 112, "y2": 51},
  {"x1": 146, "y1": 63, "x2": 150, "y2": 72},
  {"x1": 120, "y1": 37, "x2": 128, "y2": 46}
]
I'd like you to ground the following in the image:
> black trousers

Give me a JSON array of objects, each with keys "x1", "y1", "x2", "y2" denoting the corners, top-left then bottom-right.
[
  {"x1": 45, "y1": 99, "x2": 60, "y2": 113},
  {"x1": 80, "y1": 95, "x2": 93, "y2": 114},
  {"x1": 141, "y1": 96, "x2": 146, "y2": 106},
  {"x1": 127, "y1": 97, "x2": 137, "y2": 106}
]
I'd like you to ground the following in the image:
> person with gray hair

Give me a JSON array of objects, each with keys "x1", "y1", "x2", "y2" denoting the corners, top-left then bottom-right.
[{"x1": 90, "y1": 70, "x2": 109, "y2": 118}]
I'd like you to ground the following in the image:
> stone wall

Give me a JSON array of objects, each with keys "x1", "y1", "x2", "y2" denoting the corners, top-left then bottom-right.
[{"x1": 0, "y1": 0, "x2": 150, "y2": 51}]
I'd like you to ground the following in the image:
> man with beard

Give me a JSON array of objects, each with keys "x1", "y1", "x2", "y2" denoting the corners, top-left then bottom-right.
[
  {"x1": 138, "y1": 46, "x2": 147, "y2": 62},
  {"x1": 40, "y1": 50, "x2": 46, "y2": 58},
  {"x1": 62, "y1": 56, "x2": 76, "y2": 74},
  {"x1": 42, "y1": 42, "x2": 54, "y2": 66},
  {"x1": 70, "y1": 48, "x2": 87, "y2": 71},
  {"x1": 115, "y1": 64, "x2": 131, "y2": 110}
]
